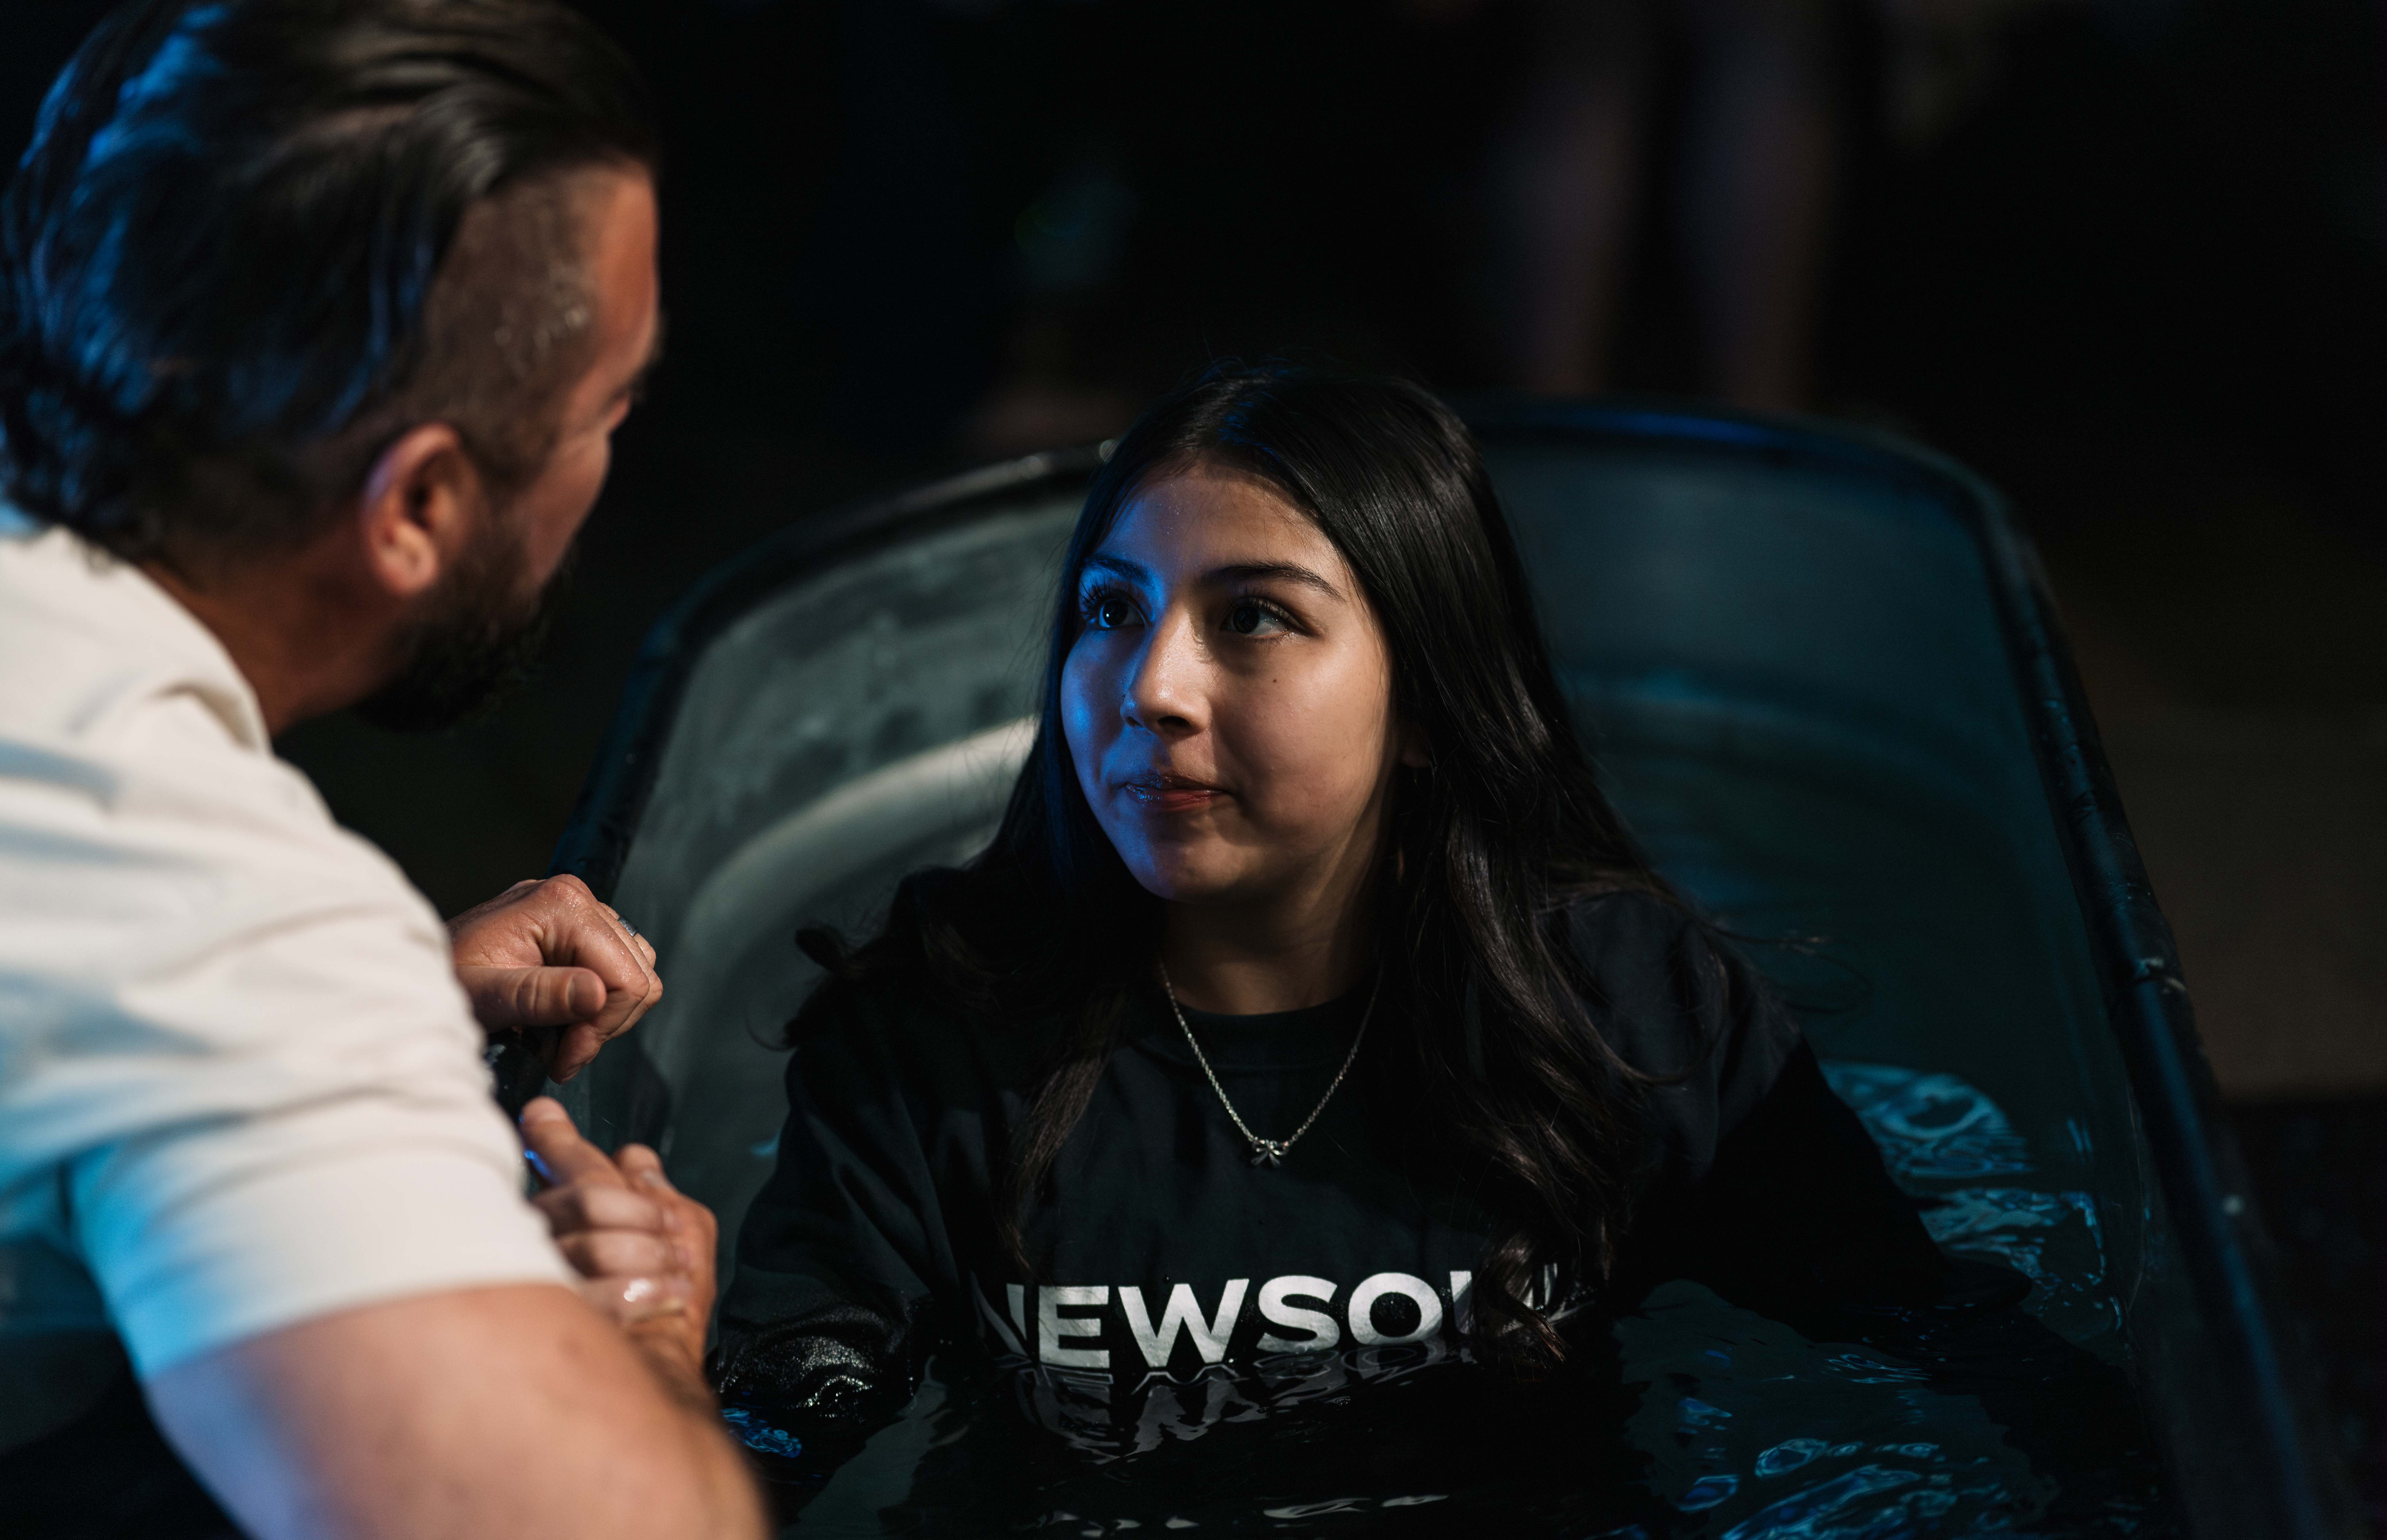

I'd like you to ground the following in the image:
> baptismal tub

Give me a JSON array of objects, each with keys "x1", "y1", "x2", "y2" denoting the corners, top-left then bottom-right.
[{"x1": 533, "y1": 402, "x2": 2355, "y2": 1537}]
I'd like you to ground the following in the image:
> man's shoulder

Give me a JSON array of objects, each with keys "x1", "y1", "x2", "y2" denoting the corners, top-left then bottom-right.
[
  {"x1": 0, "y1": 523, "x2": 266, "y2": 752},
  {"x1": 0, "y1": 683, "x2": 432, "y2": 941},
  {"x1": 0, "y1": 581, "x2": 461, "y2": 1128},
  {"x1": 0, "y1": 525, "x2": 430, "y2": 940}
]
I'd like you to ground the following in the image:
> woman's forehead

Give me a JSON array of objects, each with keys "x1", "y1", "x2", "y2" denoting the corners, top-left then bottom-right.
[{"x1": 1097, "y1": 467, "x2": 1347, "y2": 581}]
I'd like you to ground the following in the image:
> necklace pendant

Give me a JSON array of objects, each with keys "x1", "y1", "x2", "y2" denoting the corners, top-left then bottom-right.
[{"x1": 1159, "y1": 960, "x2": 1377, "y2": 1182}]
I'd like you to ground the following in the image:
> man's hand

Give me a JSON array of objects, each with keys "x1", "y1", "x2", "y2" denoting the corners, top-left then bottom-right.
[
  {"x1": 520, "y1": 1097, "x2": 717, "y2": 1396},
  {"x1": 450, "y1": 874, "x2": 661, "y2": 1081}
]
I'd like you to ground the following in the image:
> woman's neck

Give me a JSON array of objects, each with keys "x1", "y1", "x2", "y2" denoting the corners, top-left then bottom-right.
[{"x1": 1158, "y1": 882, "x2": 1374, "y2": 1016}]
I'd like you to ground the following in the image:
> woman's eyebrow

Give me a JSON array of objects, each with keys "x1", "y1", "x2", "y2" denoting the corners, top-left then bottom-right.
[
  {"x1": 1080, "y1": 552, "x2": 1150, "y2": 585},
  {"x1": 1209, "y1": 561, "x2": 1345, "y2": 601}
]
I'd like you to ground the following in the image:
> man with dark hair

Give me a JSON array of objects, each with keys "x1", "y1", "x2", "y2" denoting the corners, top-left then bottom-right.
[{"x1": 0, "y1": 2, "x2": 764, "y2": 1534}]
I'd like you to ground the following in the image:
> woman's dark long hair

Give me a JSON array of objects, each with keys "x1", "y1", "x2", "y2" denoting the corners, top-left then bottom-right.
[{"x1": 805, "y1": 362, "x2": 1675, "y2": 1368}]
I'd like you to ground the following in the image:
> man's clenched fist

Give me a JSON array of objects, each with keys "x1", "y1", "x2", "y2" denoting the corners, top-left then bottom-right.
[{"x1": 450, "y1": 874, "x2": 661, "y2": 1081}]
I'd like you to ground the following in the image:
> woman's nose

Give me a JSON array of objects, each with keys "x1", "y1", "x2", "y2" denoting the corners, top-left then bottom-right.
[{"x1": 1122, "y1": 609, "x2": 1204, "y2": 737}]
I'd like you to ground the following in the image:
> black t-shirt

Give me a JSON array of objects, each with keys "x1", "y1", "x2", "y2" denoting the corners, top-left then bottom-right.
[{"x1": 713, "y1": 889, "x2": 1952, "y2": 1463}]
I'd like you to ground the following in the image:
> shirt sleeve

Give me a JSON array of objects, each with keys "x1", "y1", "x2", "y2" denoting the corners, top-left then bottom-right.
[
  {"x1": 711, "y1": 978, "x2": 946, "y2": 1454},
  {"x1": 1631, "y1": 1041, "x2": 1954, "y2": 1321},
  {"x1": 1566, "y1": 891, "x2": 1951, "y2": 1319},
  {"x1": 1, "y1": 696, "x2": 572, "y2": 1381},
  {"x1": 65, "y1": 911, "x2": 578, "y2": 1377}
]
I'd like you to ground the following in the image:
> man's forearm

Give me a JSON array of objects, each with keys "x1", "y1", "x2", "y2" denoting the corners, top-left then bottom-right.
[
  {"x1": 150, "y1": 1284, "x2": 766, "y2": 1540},
  {"x1": 630, "y1": 1319, "x2": 723, "y2": 1416},
  {"x1": 628, "y1": 1316, "x2": 765, "y2": 1532},
  {"x1": 651, "y1": 1372, "x2": 767, "y2": 1540}
]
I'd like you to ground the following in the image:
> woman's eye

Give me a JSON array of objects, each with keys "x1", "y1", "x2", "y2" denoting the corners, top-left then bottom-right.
[
  {"x1": 1085, "y1": 592, "x2": 1137, "y2": 630},
  {"x1": 1224, "y1": 599, "x2": 1287, "y2": 637}
]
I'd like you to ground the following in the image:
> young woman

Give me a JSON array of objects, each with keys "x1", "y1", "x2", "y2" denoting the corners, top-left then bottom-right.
[{"x1": 711, "y1": 365, "x2": 1973, "y2": 1515}]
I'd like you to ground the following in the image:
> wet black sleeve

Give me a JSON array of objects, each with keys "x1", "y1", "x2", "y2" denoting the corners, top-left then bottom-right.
[
  {"x1": 1647, "y1": 1040, "x2": 1955, "y2": 1320},
  {"x1": 710, "y1": 979, "x2": 948, "y2": 1490},
  {"x1": 1577, "y1": 898, "x2": 2162, "y2": 1487},
  {"x1": 1570, "y1": 892, "x2": 1951, "y2": 1318}
]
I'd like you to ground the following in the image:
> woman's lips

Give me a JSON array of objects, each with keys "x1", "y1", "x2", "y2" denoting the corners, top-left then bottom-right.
[{"x1": 1121, "y1": 773, "x2": 1225, "y2": 813}]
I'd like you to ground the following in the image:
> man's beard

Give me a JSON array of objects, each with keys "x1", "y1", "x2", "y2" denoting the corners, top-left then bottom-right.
[{"x1": 354, "y1": 519, "x2": 574, "y2": 733}]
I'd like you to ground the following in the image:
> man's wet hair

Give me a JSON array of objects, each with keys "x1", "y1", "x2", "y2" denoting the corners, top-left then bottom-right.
[{"x1": 0, "y1": 0, "x2": 657, "y2": 571}]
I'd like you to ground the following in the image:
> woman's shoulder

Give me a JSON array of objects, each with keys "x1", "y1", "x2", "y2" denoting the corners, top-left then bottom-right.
[
  {"x1": 788, "y1": 865, "x2": 1021, "y2": 1033},
  {"x1": 1556, "y1": 885, "x2": 1801, "y2": 1093},
  {"x1": 786, "y1": 965, "x2": 923, "y2": 1047},
  {"x1": 1558, "y1": 884, "x2": 1699, "y2": 967},
  {"x1": 784, "y1": 915, "x2": 1059, "y2": 1098},
  {"x1": 1556, "y1": 885, "x2": 1717, "y2": 1019},
  {"x1": 787, "y1": 963, "x2": 1017, "y2": 1063},
  {"x1": 782, "y1": 970, "x2": 1060, "y2": 1132}
]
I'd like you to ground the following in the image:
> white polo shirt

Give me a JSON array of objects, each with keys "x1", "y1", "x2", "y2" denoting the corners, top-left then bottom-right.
[{"x1": 0, "y1": 509, "x2": 572, "y2": 1408}]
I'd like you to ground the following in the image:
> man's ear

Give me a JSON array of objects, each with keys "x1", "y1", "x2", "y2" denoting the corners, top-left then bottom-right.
[{"x1": 355, "y1": 423, "x2": 485, "y2": 601}]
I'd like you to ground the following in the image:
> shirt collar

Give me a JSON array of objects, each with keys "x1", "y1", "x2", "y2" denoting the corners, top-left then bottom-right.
[{"x1": 0, "y1": 504, "x2": 273, "y2": 752}]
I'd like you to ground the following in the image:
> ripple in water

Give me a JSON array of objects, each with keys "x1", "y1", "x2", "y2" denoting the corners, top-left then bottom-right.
[{"x1": 1817, "y1": 1061, "x2": 2035, "y2": 1183}]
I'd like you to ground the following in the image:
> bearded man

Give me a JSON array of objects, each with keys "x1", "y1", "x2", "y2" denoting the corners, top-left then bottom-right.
[{"x1": 0, "y1": 3, "x2": 763, "y2": 1536}]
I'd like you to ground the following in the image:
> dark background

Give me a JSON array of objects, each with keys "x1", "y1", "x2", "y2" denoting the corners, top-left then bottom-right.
[{"x1": 5, "y1": 0, "x2": 2381, "y2": 1521}]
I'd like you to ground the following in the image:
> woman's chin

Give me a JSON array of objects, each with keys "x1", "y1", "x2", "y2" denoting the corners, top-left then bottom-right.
[{"x1": 1122, "y1": 855, "x2": 1249, "y2": 908}]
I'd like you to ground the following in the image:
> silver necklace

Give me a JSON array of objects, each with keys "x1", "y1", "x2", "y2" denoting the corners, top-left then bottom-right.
[{"x1": 1158, "y1": 963, "x2": 1381, "y2": 1168}]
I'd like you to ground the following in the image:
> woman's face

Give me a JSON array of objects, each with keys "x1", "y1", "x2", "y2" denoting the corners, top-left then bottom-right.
[{"x1": 1062, "y1": 465, "x2": 1423, "y2": 911}]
